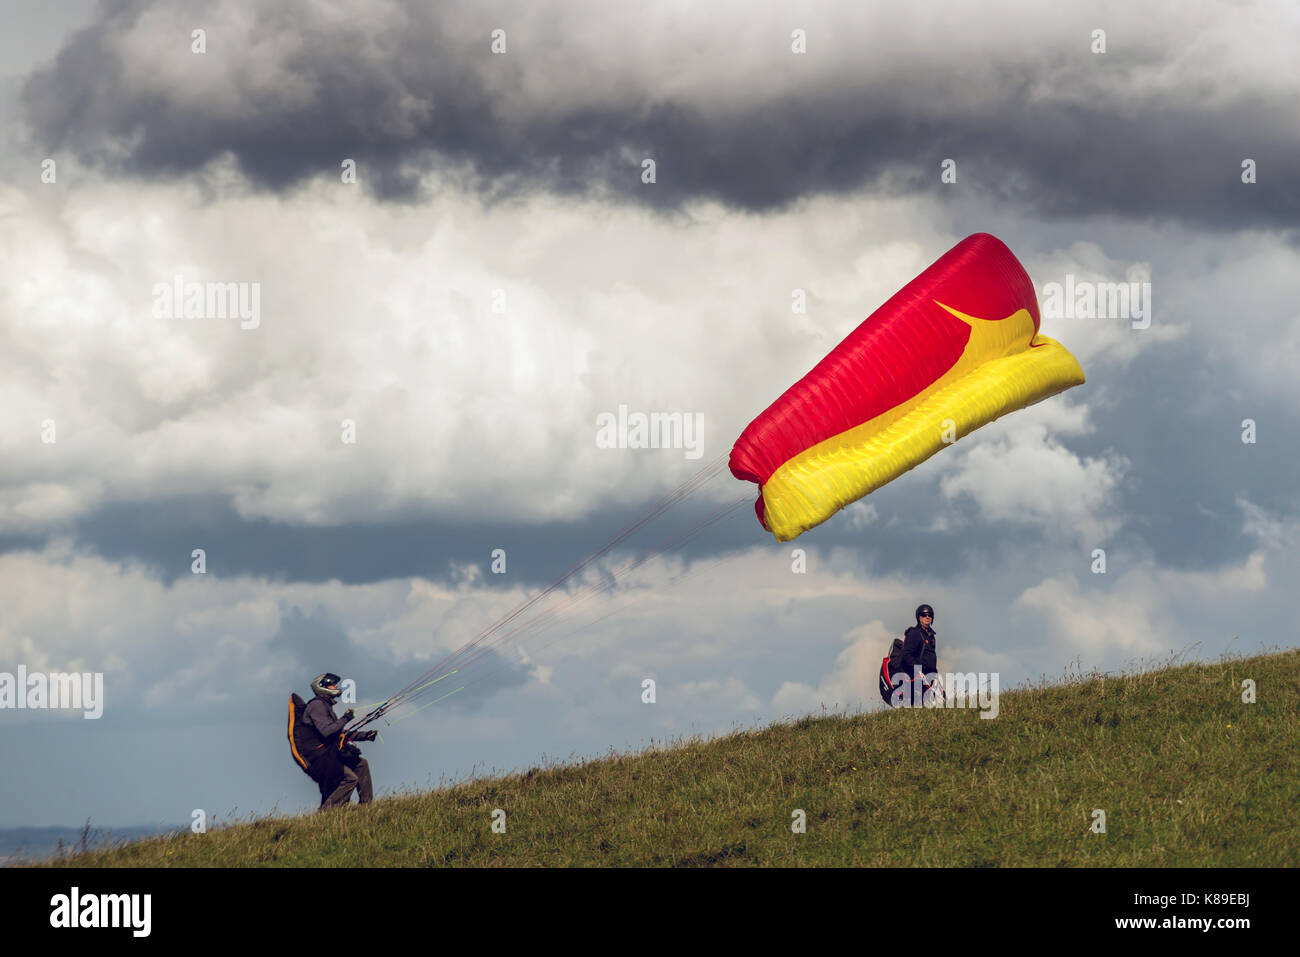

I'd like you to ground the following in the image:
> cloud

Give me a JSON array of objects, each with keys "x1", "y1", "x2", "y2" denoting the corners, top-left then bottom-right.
[
  {"x1": 771, "y1": 619, "x2": 893, "y2": 714},
  {"x1": 0, "y1": 167, "x2": 971, "y2": 533},
  {"x1": 1013, "y1": 498, "x2": 1291, "y2": 660},
  {"x1": 18, "y1": 0, "x2": 1300, "y2": 229},
  {"x1": 677, "y1": 677, "x2": 762, "y2": 712},
  {"x1": 1013, "y1": 553, "x2": 1267, "y2": 660},
  {"x1": 1169, "y1": 236, "x2": 1300, "y2": 403},
  {"x1": 936, "y1": 405, "x2": 1127, "y2": 544},
  {"x1": 843, "y1": 501, "x2": 878, "y2": 530},
  {"x1": 1028, "y1": 240, "x2": 1186, "y2": 368},
  {"x1": 1237, "y1": 495, "x2": 1286, "y2": 550},
  {"x1": 0, "y1": 539, "x2": 531, "y2": 716}
]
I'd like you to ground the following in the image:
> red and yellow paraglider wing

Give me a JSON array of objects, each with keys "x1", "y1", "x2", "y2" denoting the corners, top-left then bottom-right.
[{"x1": 729, "y1": 233, "x2": 1085, "y2": 542}]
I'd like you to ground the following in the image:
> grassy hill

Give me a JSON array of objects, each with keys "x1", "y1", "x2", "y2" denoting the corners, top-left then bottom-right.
[{"x1": 49, "y1": 648, "x2": 1299, "y2": 867}]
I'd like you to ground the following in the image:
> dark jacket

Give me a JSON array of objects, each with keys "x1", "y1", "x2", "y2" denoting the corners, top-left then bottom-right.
[
  {"x1": 302, "y1": 694, "x2": 348, "y2": 753},
  {"x1": 899, "y1": 624, "x2": 938, "y2": 678}
]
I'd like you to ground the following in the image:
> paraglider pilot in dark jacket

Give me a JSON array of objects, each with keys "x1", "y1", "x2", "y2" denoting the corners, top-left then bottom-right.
[
  {"x1": 899, "y1": 608, "x2": 938, "y2": 680},
  {"x1": 881, "y1": 604, "x2": 943, "y2": 707},
  {"x1": 302, "y1": 673, "x2": 374, "y2": 808}
]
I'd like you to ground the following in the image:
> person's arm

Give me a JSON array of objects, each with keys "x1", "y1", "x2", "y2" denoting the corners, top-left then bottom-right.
[
  {"x1": 920, "y1": 632, "x2": 938, "y2": 676},
  {"x1": 304, "y1": 699, "x2": 351, "y2": 739}
]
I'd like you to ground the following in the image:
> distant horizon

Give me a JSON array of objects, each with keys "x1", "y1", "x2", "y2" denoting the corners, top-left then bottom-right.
[{"x1": 0, "y1": 824, "x2": 183, "y2": 865}]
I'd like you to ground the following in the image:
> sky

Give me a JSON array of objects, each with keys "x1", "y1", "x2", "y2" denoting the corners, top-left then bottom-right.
[{"x1": 1, "y1": 0, "x2": 1296, "y2": 830}]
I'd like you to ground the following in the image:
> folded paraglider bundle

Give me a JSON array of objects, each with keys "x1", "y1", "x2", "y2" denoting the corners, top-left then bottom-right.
[
  {"x1": 879, "y1": 651, "x2": 942, "y2": 707},
  {"x1": 730, "y1": 232, "x2": 1086, "y2": 541},
  {"x1": 287, "y1": 692, "x2": 326, "y2": 774}
]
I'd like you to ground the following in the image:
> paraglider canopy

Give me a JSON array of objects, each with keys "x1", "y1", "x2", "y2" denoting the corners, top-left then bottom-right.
[{"x1": 730, "y1": 233, "x2": 1085, "y2": 541}]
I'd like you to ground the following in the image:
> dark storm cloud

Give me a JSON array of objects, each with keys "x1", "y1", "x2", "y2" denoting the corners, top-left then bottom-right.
[
  {"x1": 5, "y1": 494, "x2": 754, "y2": 586},
  {"x1": 18, "y1": 0, "x2": 1298, "y2": 230}
]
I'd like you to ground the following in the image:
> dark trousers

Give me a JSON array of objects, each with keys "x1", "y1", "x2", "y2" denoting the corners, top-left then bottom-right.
[
  {"x1": 337, "y1": 755, "x2": 373, "y2": 805},
  {"x1": 309, "y1": 751, "x2": 374, "y2": 808}
]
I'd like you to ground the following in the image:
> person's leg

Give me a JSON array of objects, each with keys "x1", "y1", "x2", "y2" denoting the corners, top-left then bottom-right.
[
  {"x1": 352, "y1": 757, "x2": 373, "y2": 804},
  {"x1": 309, "y1": 753, "x2": 345, "y2": 808},
  {"x1": 322, "y1": 767, "x2": 359, "y2": 808}
]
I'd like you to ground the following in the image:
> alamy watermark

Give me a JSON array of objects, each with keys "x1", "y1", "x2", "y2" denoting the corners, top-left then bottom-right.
[
  {"x1": 1040, "y1": 275, "x2": 1151, "y2": 329},
  {"x1": 0, "y1": 667, "x2": 104, "y2": 719},
  {"x1": 888, "y1": 668, "x2": 1000, "y2": 718},
  {"x1": 595, "y1": 404, "x2": 704, "y2": 460},
  {"x1": 151, "y1": 275, "x2": 261, "y2": 329},
  {"x1": 50, "y1": 887, "x2": 150, "y2": 937}
]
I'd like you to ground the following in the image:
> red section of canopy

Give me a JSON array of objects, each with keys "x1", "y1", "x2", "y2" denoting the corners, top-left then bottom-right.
[{"x1": 729, "y1": 233, "x2": 1040, "y2": 510}]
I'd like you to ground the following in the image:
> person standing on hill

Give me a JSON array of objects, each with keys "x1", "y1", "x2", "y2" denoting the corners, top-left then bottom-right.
[
  {"x1": 302, "y1": 673, "x2": 375, "y2": 808},
  {"x1": 879, "y1": 604, "x2": 944, "y2": 707}
]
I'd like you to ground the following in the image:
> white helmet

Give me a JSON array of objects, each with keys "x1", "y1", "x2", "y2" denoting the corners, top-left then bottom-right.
[{"x1": 310, "y1": 672, "x2": 343, "y2": 699}]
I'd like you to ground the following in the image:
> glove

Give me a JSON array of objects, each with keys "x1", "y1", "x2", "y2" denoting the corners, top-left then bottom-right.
[
  {"x1": 353, "y1": 730, "x2": 378, "y2": 742},
  {"x1": 342, "y1": 708, "x2": 355, "y2": 721}
]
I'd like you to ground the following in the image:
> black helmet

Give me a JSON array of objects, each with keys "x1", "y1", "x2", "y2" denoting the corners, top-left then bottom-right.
[
  {"x1": 310, "y1": 673, "x2": 343, "y2": 699},
  {"x1": 915, "y1": 604, "x2": 935, "y2": 622}
]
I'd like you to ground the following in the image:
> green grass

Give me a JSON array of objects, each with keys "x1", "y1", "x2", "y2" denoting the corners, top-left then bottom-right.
[{"x1": 47, "y1": 648, "x2": 1299, "y2": 867}]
